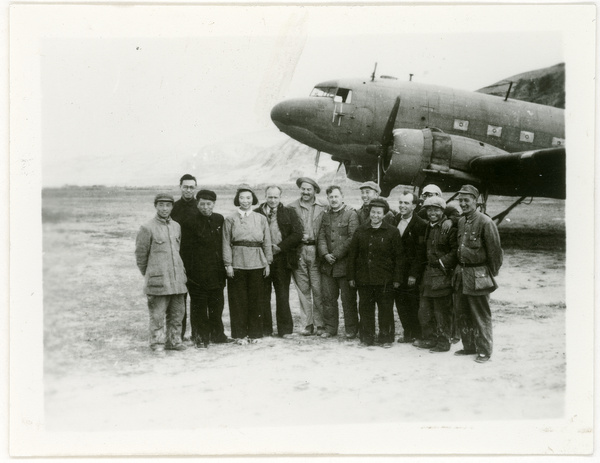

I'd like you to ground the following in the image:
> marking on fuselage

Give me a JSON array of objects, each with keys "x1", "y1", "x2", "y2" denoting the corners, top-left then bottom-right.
[
  {"x1": 519, "y1": 131, "x2": 534, "y2": 143},
  {"x1": 552, "y1": 137, "x2": 565, "y2": 147},
  {"x1": 487, "y1": 125, "x2": 502, "y2": 137},
  {"x1": 453, "y1": 119, "x2": 469, "y2": 131}
]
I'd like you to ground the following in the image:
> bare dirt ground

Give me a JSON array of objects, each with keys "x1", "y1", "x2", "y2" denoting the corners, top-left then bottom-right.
[{"x1": 42, "y1": 187, "x2": 565, "y2": 432}]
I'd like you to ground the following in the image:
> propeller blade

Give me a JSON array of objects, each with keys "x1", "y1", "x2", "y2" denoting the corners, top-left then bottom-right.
[
  {"x1": 381, "y1": 96, "x2": 401, "y2": 149},
  {"x1": 332, "y1": 161, "x2": 343, "y2": 183},
  {"x1": 314, "y1": 150, "x2": 321, "y2": 174}
]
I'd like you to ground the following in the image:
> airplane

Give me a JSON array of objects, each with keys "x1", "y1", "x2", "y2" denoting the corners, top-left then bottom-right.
[{"x1": 270, "y1": 67, "x2": 565, "y2": 222}]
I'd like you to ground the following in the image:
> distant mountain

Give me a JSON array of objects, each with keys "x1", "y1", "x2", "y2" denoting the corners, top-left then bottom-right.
[{"x1": 476, "y1": 63, "x2": 565, "y2": 108}]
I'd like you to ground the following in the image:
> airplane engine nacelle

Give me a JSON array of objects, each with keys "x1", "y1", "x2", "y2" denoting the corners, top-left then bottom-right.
[{"x1": 382, "y1": 128, "x2": 506, "y2": 190}]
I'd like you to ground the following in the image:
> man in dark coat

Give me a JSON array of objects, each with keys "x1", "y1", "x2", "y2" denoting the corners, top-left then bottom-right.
[
  {"x1": 255, "y1": 185, "x2": 303, "y2": 337},
  {"x1": 348, "y1": 198, "x2": 402, "y2": 348},
  {"x1": 355, "y1": 181, "x2": 396, "y2": 226},
  {"x1": 454, "y1": 185, "x2": 503, "y2": 363},
  {"x1": 179, "y1": 189, "x2": 230, "y2": 348},
  {"x1": 393, "y1": 190, "x2": 427, "y2": 343},
  {"x1": 170, "y1": 173, "x2": 199, "y2": 342}
]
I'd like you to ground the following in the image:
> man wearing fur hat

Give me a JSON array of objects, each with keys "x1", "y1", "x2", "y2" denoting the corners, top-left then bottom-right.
[
  {"x1": 135, "y1": 193, "x2": 188, "y2": 352},
  {"x1": 417, "y1": 196, "x2": 458, "y2": 353},
  {"x1": 288, "y1": 177, "x2": 327, "y2": 336},
  {"x1": 454, "y1": 185, "x2": 503, "y2": 363}
]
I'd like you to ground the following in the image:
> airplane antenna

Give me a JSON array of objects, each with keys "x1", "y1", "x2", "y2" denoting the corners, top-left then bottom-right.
[
  {"x1": 409, "y1": 73, "x2": 413, "y2": 81},
  {"x1": 371, "y1": 62, "x2": 377, "y2": 82},
  {"x1": 504, "y1": 81, "x2": 513, "y2": 101}
]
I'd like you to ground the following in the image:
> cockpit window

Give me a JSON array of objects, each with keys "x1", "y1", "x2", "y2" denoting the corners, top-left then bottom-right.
[
  {"x1": 310, "y1": 86, "x2": 337, "y2": 98},
  {"x1": 336, "y1": 88, "x2": 352, "y2": 103}
]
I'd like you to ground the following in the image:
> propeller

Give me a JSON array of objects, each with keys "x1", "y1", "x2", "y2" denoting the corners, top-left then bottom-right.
[
  {"x1": 332, "y1": 161, "x2": 343, "y2": 183},
  {"x1": 369, "y1": 96, "x2": 401, "y2": 186},
  {"x1": 314, "y1": 150, "x2": 321, "y2": 174}
]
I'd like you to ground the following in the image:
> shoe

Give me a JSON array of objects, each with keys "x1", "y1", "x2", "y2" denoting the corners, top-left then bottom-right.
[
  {"x1": 397, "y1": 336, "x2": 414, "y2": 344},
  {"x1": 429, "y1": 345, "x2": 451, "y2": 353},
  {"x1": 413, "y1": 339, "x2": 436, "y2": 349},
  {"x1": 165, "y1": 343, "x2": 187, "y2": 351},
  {"x1": 475, "y1": 354, "x2": 491, "y2": 363},
  {"x1": 301, "y1": 325, "x2": 314, "y2": 336},
  {"x1": 235, "y1": 337, "x2": 249, "y2": 346},
  {"x1": 248, "y1": 338, "x2": 260, "y2": 344},
  {"x1": 454, "y1": 349, "x2": 476, "y2": 356},
  {"x1": 212, "y1": 334, "x2": 234, "y2": 344},
  {"x1": 382, "y1": 343, "x2": 392, "y2": 349},
  {"x1": 150, "y1": 345, "x2": 165, "y2": 352},
  {"x1": 315, "y1": 327, "x2": 326, "y2": 336},
  {"x1": 320, "y1": 332, "x2": 334, "y2": 338},
  {"x1": 345, "y1": 333, "x2": 357, "y2": 340}
]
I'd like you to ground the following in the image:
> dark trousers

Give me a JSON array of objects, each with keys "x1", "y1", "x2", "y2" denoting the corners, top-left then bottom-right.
[
  {"x1": 394, "y1": 285, "x2": 422, "y2": 340},
  {"x1": 358, "y1": 285, "x2": 395, "y2": 345},
  {"x1": 189, "y1": 287, "x2": 225, "y2": 343},
  {"x1": 321, "y1": 273, "x2": 358, "y2": 336},
  {"x1": 420, "y1": 294, "x2": 453, "y2": 348},
  {"x1": 262, "y1": 256, "x2": 294, "y2": 336},
  {"x1": 456, "y1": 289, "x2": 493, "y2": 357},
  {"x1": 228, "y1": 268, "x2": 264, "y2": 339},
  {"x1": 181, "y1": 293, "x2": 188, "y2": 341}
]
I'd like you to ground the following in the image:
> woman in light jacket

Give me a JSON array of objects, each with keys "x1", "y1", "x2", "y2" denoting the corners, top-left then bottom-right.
[{"x1": 223, "y1": 184, "x2": 273, "y2": 344}]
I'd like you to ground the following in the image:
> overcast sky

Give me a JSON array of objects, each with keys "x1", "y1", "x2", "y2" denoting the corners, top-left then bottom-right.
[{"x1": 37, "y1": 5, "x2": 564, "y2": 185}]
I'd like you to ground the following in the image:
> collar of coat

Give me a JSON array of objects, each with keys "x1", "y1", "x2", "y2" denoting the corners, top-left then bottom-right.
[
  {"x1": 369, "y1": 221, "x2": 393, "y2": 231},
  {"x1": 154, "y1": 215, "x2": 171, "y2": 224}
]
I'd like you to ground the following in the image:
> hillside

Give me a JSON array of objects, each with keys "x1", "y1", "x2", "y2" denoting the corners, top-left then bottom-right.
[{"x1": 476, "y1": 63, "x2": 565, "y2": 108}]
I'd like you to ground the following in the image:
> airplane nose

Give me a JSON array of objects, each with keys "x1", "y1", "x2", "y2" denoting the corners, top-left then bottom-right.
[{"x1": 270, "y1": 100, "x2": 292, "y2": 129}]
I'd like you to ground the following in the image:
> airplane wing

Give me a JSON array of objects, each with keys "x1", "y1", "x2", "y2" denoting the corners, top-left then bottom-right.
[{"x1": 469, "y1": 146, "x2": 566, "y2": 199}]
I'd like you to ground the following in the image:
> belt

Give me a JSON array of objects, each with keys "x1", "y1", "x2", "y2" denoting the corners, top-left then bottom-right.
[
  {"x1": 302, "y1": 240, "x2": 316, "y2": 246},
  {"x1": 459, "y1": 262, "x2": 487, "y2": 268},
  {"x1": 232, "y1": 241, "x2": 263, "y2": 247}
]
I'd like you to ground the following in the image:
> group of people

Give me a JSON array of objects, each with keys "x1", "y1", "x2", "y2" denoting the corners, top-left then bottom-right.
[{"x1": 135, "y1": 174, "x2": 503, "y2": 363}]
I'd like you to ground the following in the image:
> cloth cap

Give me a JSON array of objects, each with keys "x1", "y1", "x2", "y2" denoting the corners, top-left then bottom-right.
[
  {"x1": 368, "y1": 198, "x2": 390, "y2": 214},
  {"x1": 296, "y1": 177, "x2": 321, "y2": 194},
  {"x1": 423, "y1": 196, "x2": 446, "y2": 210},
  {"x1": 196, "y1": 189, "x2": 217, "y2": 202},
  {"x1": 359, "y1": 181, "x2": 381, "y2": 195},
  {"x1": 458, "y1": 184, "x2": 480, "y2": 198},
  {"x1": 234, "y1": 184, "x2": 259, "y2": 206},
  {"x1": 422, "y1": 184, "x2": 442, "y2": 195},
  {"x1": 154, "y1": 193, "x2": 175, "y2": 204}
]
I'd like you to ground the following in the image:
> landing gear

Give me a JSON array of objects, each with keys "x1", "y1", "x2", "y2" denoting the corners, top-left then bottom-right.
[{"x1": 492, "y1": 196, "x2": 529, "y2": 225}]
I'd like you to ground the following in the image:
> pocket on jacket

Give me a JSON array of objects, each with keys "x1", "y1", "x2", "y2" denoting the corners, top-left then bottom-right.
[
  {"x1": 429, "y1": 271, "x2": 451, "y2": 290},
  {"x1": 147, "y1": 275, "x2": 164, "y2": 287},
  {"x1": 474, "y1": 267, "x2": 494, "y2": 290}
]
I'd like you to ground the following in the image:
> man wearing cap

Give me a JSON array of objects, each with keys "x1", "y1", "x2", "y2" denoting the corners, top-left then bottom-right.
[
  {"x1": 135, "y1": 193, "x2": 188, "y2": 352},
  {"x1": 171, "y1": 173, "x2": 199, "y2": 342},
  {"x1": 317, "y1": 185, "x2": 360, "y2": 339},
  {"x1": 288, "y1": 177, "x2": 327, "y2": 336},
  {"x1": 356, "y1": 181, "x2": 395, "y2": 226},
  {"x1": 348, "y1": 198, "x2": 401, "y2": 347},
  {"x1": 417, "y1": 184, "x2": 461, "y2": 227},
  {"x1": 255, "y1": 185, "x2": 303, "y2": 337},
  {"x1": 179, "y1": 190, "x2": 231, "y2": 348},
  {"x1": 418, "y1": 196, "x2": 458, "y2": 352},
  {"x1": 393, "y1": 190, "x2": 427, "y2": 343},
  {"x1": 454, "y1": 184, "x2": 503, "y2": 363}
]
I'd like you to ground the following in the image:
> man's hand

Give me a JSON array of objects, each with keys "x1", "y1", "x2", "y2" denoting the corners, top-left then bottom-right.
[
  {"x1": 441, "y1": 219, "x2": 452, "y2": 234},
  {"x1": 225, "y1": 265, "x2": 234, "y2": 279},
  {"x1": 393, "y1": 282, "x2": 400, "y2": 289},
  {"x1": 407, "y1": 276, "x2": 416, "y2": 287},
  {"x1": 349, "y1": 280, "x2": 355, "y2": 288},
  {"x1": 272, "y1": 244, "x2": 281, "y2": 255},
  {"x1": 324, "y1": 254, "x2": 336, "y2": 265},
  {"x1": 263, "y1": 265, "x2": 270, "y2": 278}
]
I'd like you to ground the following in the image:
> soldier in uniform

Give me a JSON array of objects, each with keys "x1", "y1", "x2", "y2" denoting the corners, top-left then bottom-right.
[
  {"x1": 135, "y1": 193, "x2": 188, "y2": 352},
  {"x1": 356, "y1": 181, "x2": 395, "y2": 226},
  {"x1": 418, "y1": 196, "x2": 458, "y2": 353},
  {"x1": 454, "y1": 185, "x2": 503, "y2": 363}
]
